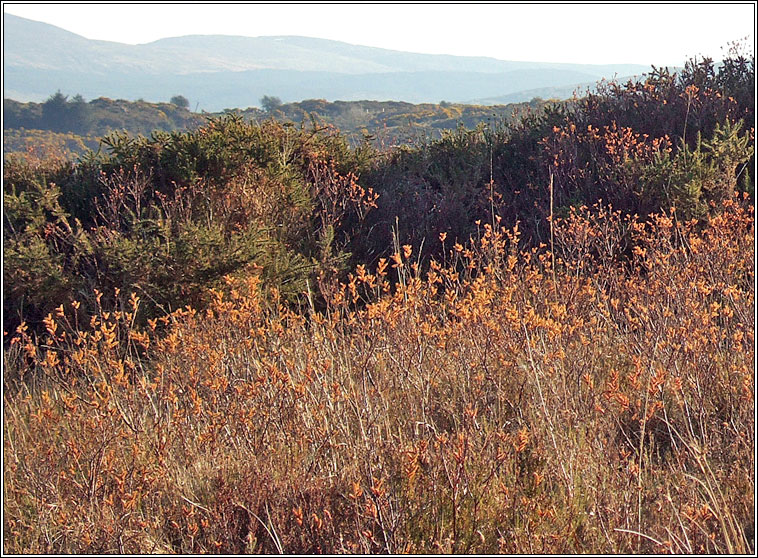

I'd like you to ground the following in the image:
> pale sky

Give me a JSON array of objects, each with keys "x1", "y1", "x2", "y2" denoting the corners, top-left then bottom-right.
[{"x1": 3, "y1": 2, "x2": 756, "y2": 66}]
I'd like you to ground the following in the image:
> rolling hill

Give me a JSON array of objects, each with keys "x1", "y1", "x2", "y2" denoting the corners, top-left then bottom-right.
[{"x1": 3, "y1": 14, "x2": 650, "y2": 111}]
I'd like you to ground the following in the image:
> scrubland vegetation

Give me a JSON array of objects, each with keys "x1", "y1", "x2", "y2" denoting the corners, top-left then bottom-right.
[
  {"x1": 4, "y1": 94, "x2": 541, "y2": 157},
  {"x1": 3, "y1": 52, "x2": 755, "y2": 554},
  {"x1": 4, "y1": 94, "x2": 204, "y2": 138}
]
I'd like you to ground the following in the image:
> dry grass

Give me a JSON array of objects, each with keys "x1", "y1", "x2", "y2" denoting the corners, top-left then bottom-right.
[{"x1": 3, "y1": 197, "x2": 754, "y2": 554}]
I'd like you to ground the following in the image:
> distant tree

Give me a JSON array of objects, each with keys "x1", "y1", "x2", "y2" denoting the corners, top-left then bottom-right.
[
  {"x1": 68, "y1": 94, "x2": 91, "y2": 134},
  {"x1": 42, "y1": 90, "x2": 69, "y2": 131},
  {"x1": 170, "y1": 95, "x2": 190, "y2": 109},
  {"x1": 261, "y1": 95, "x2": 282, "y2": 113},
  {"x1": 41, "y1": 90, "x2": 90, "y2": 133}
]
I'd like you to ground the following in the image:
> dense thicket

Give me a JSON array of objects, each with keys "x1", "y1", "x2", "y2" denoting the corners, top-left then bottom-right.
[
  {"x1": 361, "y1": 55, "x2": 754, "y2": 257},
  {"x1": 3, "y1": 53, "x2": 754, "y2": 337},
  {"x1": 4, "y1": 118, "x2": 378, "y2": 334}
]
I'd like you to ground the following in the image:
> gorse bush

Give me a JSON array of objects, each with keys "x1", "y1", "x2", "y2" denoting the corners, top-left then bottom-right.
[
  {"x1": 362, "y1": 51, "x2": 754, "y2": 256},
  {"x1": 4, "y1": 116, "x2": 379, "y2": 333}
]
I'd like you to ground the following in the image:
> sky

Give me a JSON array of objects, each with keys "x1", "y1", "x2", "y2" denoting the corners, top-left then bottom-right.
[{"x1": 3, "y1": 2, "x2": 756, "y2": 66}]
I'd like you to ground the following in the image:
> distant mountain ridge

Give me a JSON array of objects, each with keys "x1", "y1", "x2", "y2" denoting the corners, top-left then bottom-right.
[{"x1": 3, "y1": 14, "x2": 651, "y2": 111}]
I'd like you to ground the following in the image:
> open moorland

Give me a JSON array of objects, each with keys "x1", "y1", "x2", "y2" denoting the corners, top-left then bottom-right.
[{"x1": 3, "y1": 53, "x2": 755, "y2": 554}]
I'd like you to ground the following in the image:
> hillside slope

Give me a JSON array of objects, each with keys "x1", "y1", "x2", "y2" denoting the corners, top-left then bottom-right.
[{"x1": 4, "y1": 14, "x2": 650, "y2": 110}]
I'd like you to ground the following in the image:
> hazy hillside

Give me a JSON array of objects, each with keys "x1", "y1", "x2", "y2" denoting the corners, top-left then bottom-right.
[{"x1": 4, "y1": 14, "x2": 650, "y2": 110}]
